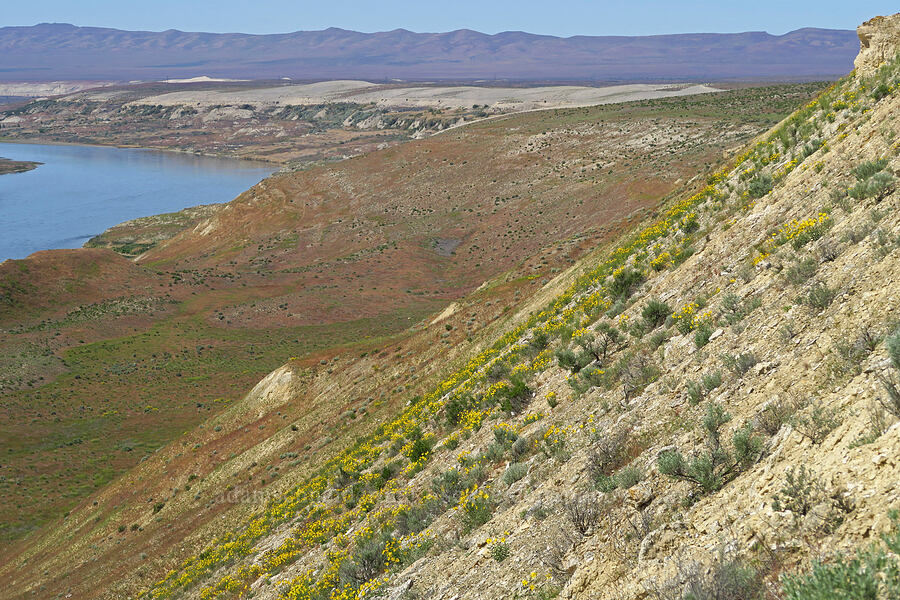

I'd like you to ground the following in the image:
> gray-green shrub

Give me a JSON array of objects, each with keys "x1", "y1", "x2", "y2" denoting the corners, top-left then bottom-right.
[
  {"x1": 849, "y1": 171, "x2": 895, "y2": 201},
  {"x1": 781, "y1": 512, "x2": 900, "y2": 600},
  {"x1": 771, "y1": 465, "x2": 816, "y2": 519},
  {"x1": 642, "y1": 298, "x2": 672, "y2": 329},
  {"x1": 792, "y1": 400, "x2": 839, "y2": 444},
  {"x1": 658, "y1": 403, "x2": 763, "y2": 494},
  {"x1": 502, "y1": 462, "x2": 528, "y2": 486},
  {"x1": 784, "y1": 258, "x2": 818, "y2": 285},
  {"x1": 655, "y1": 554, "x2": 765, "y2": 600},
  {"x1": 748, "y1": 174, "x2": 774, "y2": 198},
  {"x1": 722, "y1": 351, "x2": 758, "y2": 376},
  {"x1": 804, "y1": 283, "x2": 836, "y2": 311}
]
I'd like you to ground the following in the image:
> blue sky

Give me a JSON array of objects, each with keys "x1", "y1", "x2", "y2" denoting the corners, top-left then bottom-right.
[{"x1": 3, "y1": 1, "x2": 896, "y2": 36}]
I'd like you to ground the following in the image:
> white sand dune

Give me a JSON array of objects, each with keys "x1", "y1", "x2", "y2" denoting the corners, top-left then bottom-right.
[
  {"x1": 161, "y1": 76, "x2": 250, "y2": 83},
  {"x1": 122, "y1": 81, "x2": 721, "y2": 111}
]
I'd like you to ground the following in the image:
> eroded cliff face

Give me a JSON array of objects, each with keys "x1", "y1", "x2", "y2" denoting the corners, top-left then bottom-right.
[{"x1": 854, "y1": 13, "x2": 900, "y2": 76}]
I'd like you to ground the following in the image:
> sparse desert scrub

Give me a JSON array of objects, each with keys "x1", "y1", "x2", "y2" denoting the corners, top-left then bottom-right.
[
  {"x1": 502, "y1": 462, "x2": 528, "y2": 486},
  {"x1": 876, "y1": 326, "x2": 900, "y2": 419},
  {"x1": 783, "y1": 257, "x2": 818, "y2": 285},
  {"x1": 562, "y1": 494, "x2": 601, "y2": 536},
  {"x1": 848, "y1": 158, "x2": 895, "y2": 201},
  {"x1": 771, "y1": 464, "x2": 855, "y2": 533},
  {"x1": 791, "y1": 400, "x2": 840, "y2": 444},
  {"x1": 748, "y1": 173, "x2": 774, "y2": 198},
  {"x1": 781, "y1": 512, "x2": 900, "y2": 599},
  {"x1": 721, "y1": 351, "x2": 758, "y2": 377},
  {"x1": 650, "y1": 551, "x2": 766, "y2": 600},
  {"x1": 828, "y1": 326, "x2": 881, "y2": 380},
  {"x1": 658, "y1": 402, "x2": 764, "y2": 495},
  {"x1": 754, "y1": 396, "x2": 799, "y2": 435},
  {"x1": 641, "y1": 298, "x2": 672, "y2": 330},
  {"x1": 686, "y1": 370, "x2": 723, "y2": 405}
]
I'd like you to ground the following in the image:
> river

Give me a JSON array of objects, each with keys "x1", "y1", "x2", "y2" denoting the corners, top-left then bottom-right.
[{"x1": 0, "y1": 142, "x2": 273, "y2": 260}]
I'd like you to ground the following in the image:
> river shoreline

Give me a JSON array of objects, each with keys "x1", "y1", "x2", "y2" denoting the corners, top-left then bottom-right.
[
  {"x1": 0, "y1": 141, "x2": 272, "y2": 260},
  {"x1": 0, "y1": 136, "x2": 278, "y2": 166},
  {"x1": 0, "y1": 157, "x2": 41, "y2": 175}
]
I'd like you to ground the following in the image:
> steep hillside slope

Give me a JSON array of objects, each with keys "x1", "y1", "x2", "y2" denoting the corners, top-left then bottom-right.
[
  {"x1": 0, "y1": 24, "x2": 857, "y2": 82},
  {"x1": 0, "y1": 86, "x2": 817, "y2": 549},
  {"x1": 2, "y1": 17, "x2": 898, "y2": 600},
  {"x1": 43, "y1": 14, "x2": 898, "y2": 600}
]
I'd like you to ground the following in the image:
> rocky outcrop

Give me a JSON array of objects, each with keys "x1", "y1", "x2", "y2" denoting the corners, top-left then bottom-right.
[{"x1": 854, "y1": 13, "x2": 900, "y2": 76}]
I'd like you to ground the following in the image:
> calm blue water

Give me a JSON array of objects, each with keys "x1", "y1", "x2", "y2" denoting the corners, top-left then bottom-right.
[{"x1": 0, "y1": 142, "x2": 274, "y2": 260}]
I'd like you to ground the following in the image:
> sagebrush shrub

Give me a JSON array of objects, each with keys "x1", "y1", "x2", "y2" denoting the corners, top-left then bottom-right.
[
  {"x1": 829, "y1": 327, "x2": 881, "y2": 379},
  {"x1": 497, "y1": 374, "x2": 532, "y2": 413},
  {"x1": 432, "y1": 466, "x2": 484, "y2": 504},
  {"x1": 609, "y1": 267, "x2": 645, "y2": 300},
  {"x1": 502, "y1": 462, "x2": 528, "y2": 486},
  {"x1": 781, "y1": 512, "x2": 900, "y2": 600},
  {"x1": 722, "y1": 351, "x2": 758, "y2": 376},
  {"x1": 555, "y1": 347, "x2": 589, "y2": 373},
  {"x1": 686, "y1": 372, "x2": 722, "y2": 405},
  {"x1": 486, "y1": 361, "x2": 510, "y2": 382},
  {"x1": 510, "y1": 436, "x2": 530, "y2": 460},
  {"x1": 784, "y1": 257, "x2": 818, "y2": 285},
  {"x1": 588, "y1": 428, "x2": 629, "y2": 482},
  {"x1": 872, "y1": 82, "x2": 891, "y2": 100},
  {"x1": 649, "y1": 328, "x2": 670, "y2": 350},
  {"x1": 848, "y1": 158, "x2": 895, "y2": 201},
  {"x1": 616, "y1": 351, "x2": 660, "y2": 400},
  {"x1": 805, "y1": 283, "x2": 836, "y2": 311},
  {"x1": 583, "y1": 322, "x2": 623, "y2": 363},
  {"x1": 658, "y1": 403, "x2": 763, "y2": 494},
  {"x1": 642, "y1": 298, "x2": 672, "y2": 329},
  {"x1": 851, "y1": 158, "x2": 889, "y2": 182},
  {"x1": 493, "y1": 424, "x2": 518, "y2": 447},
  {"x1": 694, "y1": 320, "x2": 715, "y2": 347},
  {"x1": 877, "y1": 326, "x2": 900, "y2": 419},
  {"x1": 655, "y1": 554, "x2": 765, "y2": 600},
  {"x1": 615, "y1": 464, "x2": 644, "y2": 489},
  {"x1": 702, "y1": 371, "x2": 723, "y2": 391},
  {"x1": 886, "y1": 326, "x2": 900, "y2": 370},
  {"x1": 755, "y1": 397, "x2": 797, "y2": 435},
  {"x1": 849, "y1": 171, "x2": 895, "y2": 201},
  {"x1": 395, "y1": 504, "x2": 436, "y2": 535},
  {"x1": 772, "y1": 465, "x2": 816, "y2": 518},
  {"x1": 720, "y1": 293, "x2": 761, "y2": 326},
  {"x1": 686, "y1": 379, "x2": 705, "y2": 405},
  {"x1": 338, "y1": 530, "x2": 393, "y2": 586},
  {"x1": 562, "y1": 494, "x2": 601, "y2": 536},
  {"x1": 527, "y1": 330, "x2": 550, "y2": 356},
  {"x1": 792, "y1": 400, "x2": 839, "y2": 444},
  {"x1": 748, "y1": 174, "x2": 774, "y2": 198}
]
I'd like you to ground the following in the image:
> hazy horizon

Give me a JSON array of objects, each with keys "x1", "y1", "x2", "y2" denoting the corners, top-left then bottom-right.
[
  {"x1": 1, "y1": 20, "x2": 862, "y2": 37},
  {"x1": 2, "y1": 0, "x2": 896, "y2": 38}
]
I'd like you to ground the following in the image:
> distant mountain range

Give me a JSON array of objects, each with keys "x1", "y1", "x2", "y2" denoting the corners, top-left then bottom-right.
[{"x1": 0, "y1": 23, "x2": 859, "y2": 82}]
